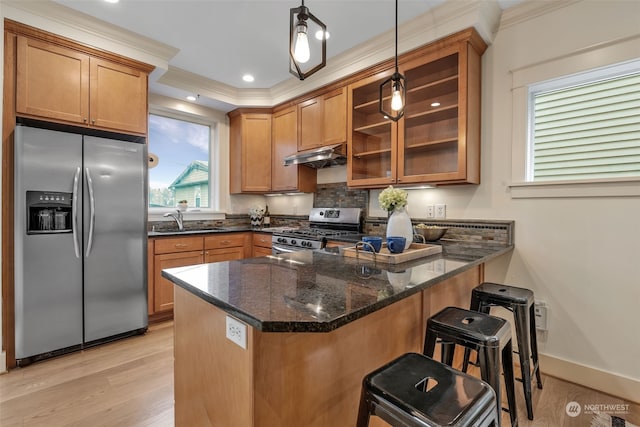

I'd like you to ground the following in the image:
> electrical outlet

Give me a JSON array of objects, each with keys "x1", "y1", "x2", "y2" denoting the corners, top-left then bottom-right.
[
  {"x1": 426, "y1": 205, "x2": 435, "y2": 218},
  {"x1": 435, "y1": 204, "x2": 446, "y2": 219},
  {"x1": 534, "y1": 301, "x2": 548, "y2": 331},
  {"x1": 226, "y1": 315, "x2": 247, "y2": 349}
]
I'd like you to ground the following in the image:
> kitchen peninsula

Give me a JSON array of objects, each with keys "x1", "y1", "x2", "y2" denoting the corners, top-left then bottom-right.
[{"x1": 163, "y1": 240, "x2": 513, "y2": 427}]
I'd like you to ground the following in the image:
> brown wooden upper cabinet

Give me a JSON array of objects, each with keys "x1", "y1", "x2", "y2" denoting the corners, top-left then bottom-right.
[
  {"x1": 298, "y1": 87, "x2": 347, "y2": 151},
  {"x1": 347, "y1": 29, "x2": 486, "y2": 187},
  {"x1": 15, "y1": 36, "x2": 149, "y2": 135},
  {"x1": 229, "y1": 110, "x2": 272, "y2": 193},
  {"x1": 272, "y1": 106, "x2": 316, "y2": 193}
]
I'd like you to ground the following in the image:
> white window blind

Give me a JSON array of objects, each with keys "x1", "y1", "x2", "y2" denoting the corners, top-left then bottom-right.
[{"x1": 530, "y1": 72, "x2": 640, "y2": 182}]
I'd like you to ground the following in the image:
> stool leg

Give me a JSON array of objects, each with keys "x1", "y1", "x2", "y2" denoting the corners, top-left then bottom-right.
[
  {"x1": 502, "y1": 340, "x2": 518, "y2": 427},
  {"x1": 423, "y1": 325, "x2": 437, "y2": 357},
  {"x1": 529, "y1": 303, "x2": 543, "y2": 390},
  {"x1": 356, "y1": 387, "x2": 371, "y2": 427},
  {"x1": 478, "y1": 346, "x2": 504, "y2": 427},
  {"x1": 462, "y1": 295, "x2": 483, "y2": 372},
  {"x1": 514, "y1": 303, "x2": 534, "y2": 420},
  {"x1": 441, "y1": 341, "x2": 456, "y2": 366}
]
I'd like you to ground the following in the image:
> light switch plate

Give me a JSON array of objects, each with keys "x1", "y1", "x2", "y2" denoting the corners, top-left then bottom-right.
[
  {"x1": 226, "y1": 315, "x2": 247, "y2": 349},
  {"x1": 435, "y1": 204, "x2": 446, "y2": 219}
]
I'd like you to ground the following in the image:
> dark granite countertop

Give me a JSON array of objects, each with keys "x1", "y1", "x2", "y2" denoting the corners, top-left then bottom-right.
[{"x1": 162, "y1": 241, "x2": 513, "y2": 333}]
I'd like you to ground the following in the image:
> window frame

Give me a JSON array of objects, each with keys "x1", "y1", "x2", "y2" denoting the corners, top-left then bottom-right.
[
  {"x1": 147, "y1": 107, "x2": 222, "y2": 216},
  {"x1": 509, "y1": 34, "x2": 640, "y2": 199}
]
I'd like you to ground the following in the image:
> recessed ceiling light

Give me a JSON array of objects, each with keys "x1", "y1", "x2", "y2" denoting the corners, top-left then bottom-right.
[
  {"x1": 104, "y1": 0, "x2": 119, "y2": 3},
  {"x1": 242, "y1": 74, "x2": 255, "y2": 82},
  {"x1": 315, "y1": 30, "x2": 330, "y2": 40},
  {"x1": 186, "y1": 95, "x2": 197, "y2": 102}
]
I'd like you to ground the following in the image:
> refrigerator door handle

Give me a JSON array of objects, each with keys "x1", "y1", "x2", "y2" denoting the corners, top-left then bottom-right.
[
  {"x1": 72, "y1": 167, "x2": 81, "y2": 258},
  {"x1": 85, "y1": 167, "x2": 96, "y2": 257}
]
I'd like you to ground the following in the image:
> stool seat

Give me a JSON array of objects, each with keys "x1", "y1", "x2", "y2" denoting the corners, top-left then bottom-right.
[
  {"x1": 425, "y1": 307, "x2": 512, "y2": 347},
  {"x1": 466, "y1": 282, "x2": 543, "y2": 421},
  {"x1": 473, "y1": 282, "x2": 534, "y2": 306},
  {"x1": 357, "y1": 353, "x2": 499, "y2": 427},
  {"x1": 424, "y1": 307, "x2": 518, "y2": 427}
]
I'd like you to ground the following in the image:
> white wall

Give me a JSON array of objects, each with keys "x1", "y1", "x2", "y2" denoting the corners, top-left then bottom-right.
[{"x1": 478, "y1": 1, "x2": 640, "y2": 398}]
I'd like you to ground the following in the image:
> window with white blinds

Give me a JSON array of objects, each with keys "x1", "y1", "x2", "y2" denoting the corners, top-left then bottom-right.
[{"x1": 528, "y1": 68, "x2": 640, "y2": 182}]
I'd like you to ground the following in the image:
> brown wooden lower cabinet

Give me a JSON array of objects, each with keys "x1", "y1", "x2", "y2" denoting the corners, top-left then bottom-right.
[
  {"x1": 252, "y1": 232, "x2": 272, "y2": 257},
  {"x1": 173, "y1": 264, "x2": 483, "y2": 427},
  {"x1": 148, "y1": 232, "x2": 252, "y2": 321},
  {"x1": 154, "y1": 250, "x2": 203, "y2": 313}
]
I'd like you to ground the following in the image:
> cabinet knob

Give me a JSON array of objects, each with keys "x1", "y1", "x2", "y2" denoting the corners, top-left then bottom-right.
[
  {"x1": 83, "y1": 118, "x2": 88, "y2": 123},
  {"x1": 175, "y1": 243, "x2": 188, "y2": 248},
  {"x1": 92, "y1": 119, "x2": 96, "y2": 124}
]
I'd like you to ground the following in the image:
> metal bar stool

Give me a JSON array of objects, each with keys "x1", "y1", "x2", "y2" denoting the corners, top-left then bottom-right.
[
  {"x1": 424, "y1": 307, "x2": 518, "y2": 427},
  {"x1": 356, "y1": 352, "x2": 500, "y2": 427},
  {"x1": 463, "y1": 282, "x2": 543, "y2": 420}
]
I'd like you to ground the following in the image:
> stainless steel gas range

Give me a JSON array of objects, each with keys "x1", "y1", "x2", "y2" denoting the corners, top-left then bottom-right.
[{"x1": 270, "y1": 208, "x2": 363, "y2": 255}]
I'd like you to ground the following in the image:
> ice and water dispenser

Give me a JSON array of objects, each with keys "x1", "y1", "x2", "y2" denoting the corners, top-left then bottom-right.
[{"x1": 26, "y1": 191, "x2": 72, "y2": 234}]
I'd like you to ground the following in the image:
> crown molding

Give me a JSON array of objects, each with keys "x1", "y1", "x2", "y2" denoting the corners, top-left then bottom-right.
[
  {"x1": 1, "y1": 0, "x2": 503, "y2": 110},
  {"x1": 1, "y1": 0, "x2": 178, "y2": 72},
  {"x1": 498, "y1": 0, "x2": 581, "y2": 30}
]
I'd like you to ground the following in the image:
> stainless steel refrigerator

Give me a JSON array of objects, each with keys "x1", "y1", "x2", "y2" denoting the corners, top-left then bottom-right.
[{"x1": 14, "y1": 123, "x2": 148, "y2": 365}]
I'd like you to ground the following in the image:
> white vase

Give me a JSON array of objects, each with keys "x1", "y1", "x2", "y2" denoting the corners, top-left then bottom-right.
[{"x1": 386, "y1": 206, "x2": 413, "y2": 250}]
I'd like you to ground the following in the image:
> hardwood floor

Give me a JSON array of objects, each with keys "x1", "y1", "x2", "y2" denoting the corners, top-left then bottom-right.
[
  {"x1": 0, "y1": 322, "x2": 174, "y2": 427},
  {"x1": 0, "y1": 320, "x2": 637, "y2": 426}
]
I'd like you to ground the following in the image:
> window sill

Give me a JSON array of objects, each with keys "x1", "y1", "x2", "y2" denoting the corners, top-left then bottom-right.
[{"x1": 508, "y1": 178, "x2": 640, "y2": 199}]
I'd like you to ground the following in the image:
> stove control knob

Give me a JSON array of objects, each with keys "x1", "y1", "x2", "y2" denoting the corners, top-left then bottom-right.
[
  {"x1": 301, "y1": 241, "x2": 308, "y2": 247},
  {"x1": 291, "y1": 239, "x2": 297, "y2": 246},
  {"x1": 277, "y1": 237, "x2": 286, "y2": 244}
]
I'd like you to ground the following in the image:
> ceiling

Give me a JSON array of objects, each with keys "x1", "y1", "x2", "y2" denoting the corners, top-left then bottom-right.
[{"x1": 49, "y1": 0, "x2": 523, "y2": 112}]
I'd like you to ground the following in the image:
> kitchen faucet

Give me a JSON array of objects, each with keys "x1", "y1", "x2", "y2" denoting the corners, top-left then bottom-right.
[{"x1": 164, "y1": 209, "x2": 184, "y2": 231}]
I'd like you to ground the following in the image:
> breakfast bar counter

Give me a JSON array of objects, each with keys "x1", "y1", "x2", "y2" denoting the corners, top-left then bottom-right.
[{"x1": 163, "y1": 242, "x2": 513, "y2": 427}]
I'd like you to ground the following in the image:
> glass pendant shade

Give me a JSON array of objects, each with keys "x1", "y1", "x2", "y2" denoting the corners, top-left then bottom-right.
[{"x1": 289, "y1": 1, "x2": 326, "y2": 80}]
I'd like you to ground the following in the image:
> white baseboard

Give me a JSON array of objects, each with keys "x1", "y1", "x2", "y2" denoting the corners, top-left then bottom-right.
[{"x1": 540, "y1": 353, "x2": 640, "y2": 404}]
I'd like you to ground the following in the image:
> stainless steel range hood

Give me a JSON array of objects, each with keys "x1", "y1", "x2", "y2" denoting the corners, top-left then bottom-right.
[{"x1": 283, "y1": 143, "x2": 347, "y2": 169}]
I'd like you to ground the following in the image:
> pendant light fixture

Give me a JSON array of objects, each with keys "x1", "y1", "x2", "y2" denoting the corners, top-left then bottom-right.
[
  {"x1": 290, "y1": 0, "x2": 327, "y2": 80},
  {"x1": 379, "y1": 0, "x2": 406, "y2": 121}
]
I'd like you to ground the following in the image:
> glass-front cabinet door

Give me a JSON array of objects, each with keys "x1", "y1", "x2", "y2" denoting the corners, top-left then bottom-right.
[
  {"x1": 348, "y1": 70, "x2": 398, "y2": 187},
  {"x1": 399, "y1": 48, "x2": 461, "y2": 183},
  {"x1": 348, "y1": 29, "x2": 484, "y2": 188},
  {"x1": 399, "y1": 38, "x2": 482, "y2": 185}
]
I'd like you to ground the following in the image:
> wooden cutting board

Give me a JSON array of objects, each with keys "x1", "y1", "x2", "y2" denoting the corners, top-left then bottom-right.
[{"x1": 342, "y1": 242, "x2": 442, "y2": 264}]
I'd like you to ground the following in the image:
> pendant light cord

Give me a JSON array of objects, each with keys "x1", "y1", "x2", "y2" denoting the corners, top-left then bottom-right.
[{"x1": 394, "y1": 0, "x2": 398, "y2": 72}]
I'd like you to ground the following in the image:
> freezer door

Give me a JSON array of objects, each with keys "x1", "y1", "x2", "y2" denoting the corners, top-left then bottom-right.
[
  {"x1": 14, "y1": 125, "x2": 84, "y2": 359},
  {"x1": 82, "y1": 135, "x2": 148, "y2": 343}
]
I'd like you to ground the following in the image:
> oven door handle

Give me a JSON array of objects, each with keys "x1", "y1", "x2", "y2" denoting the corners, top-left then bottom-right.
[{"x1": 272, "y1": 244, "x2": 297, "y2": 254}]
